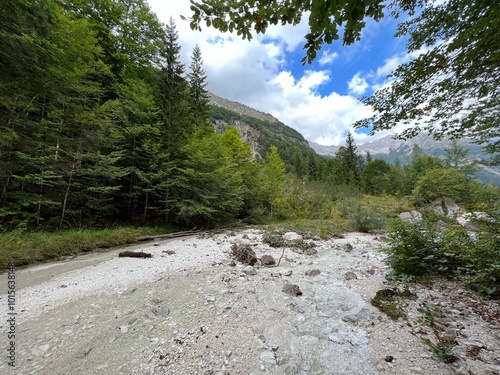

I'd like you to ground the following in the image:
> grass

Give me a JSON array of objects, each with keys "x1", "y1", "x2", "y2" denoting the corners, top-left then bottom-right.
[
  {"x1": 358, "y1": 195, "x2": 414, "y2": 218},
  {"x1": 0, "y1": 226, "x2": 166, "y2": 269},
  {"x1": 262, "y1": 218, "x2": 347, "y2": 239},
  {"x1": 0, "y1": 194, "x2": 415, "y2": 271},
  {"x1": 370, "y1": 290, "x2": 407, "y2": 321}
]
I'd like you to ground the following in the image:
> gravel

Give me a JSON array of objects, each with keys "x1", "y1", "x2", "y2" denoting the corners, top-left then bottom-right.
[{"x1": 0, "y1": 229, "x2": 498, "y2": 375}]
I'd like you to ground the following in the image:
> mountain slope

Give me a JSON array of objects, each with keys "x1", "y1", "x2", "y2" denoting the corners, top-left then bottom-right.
[
  {"x1": 208, "y1": 92, "x2": 316, "y2": 167},
  {"x1": 310, "y1": 133, "x2": 499, "y2": 185}
]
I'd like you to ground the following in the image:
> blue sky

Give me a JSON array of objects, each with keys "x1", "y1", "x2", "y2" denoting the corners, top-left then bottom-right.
[{"x1": 147, "y1": 0, "x2": 415, "y2": 146}]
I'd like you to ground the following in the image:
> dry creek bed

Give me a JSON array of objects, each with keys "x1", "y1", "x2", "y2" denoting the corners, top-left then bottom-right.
[{"x1": 0, "y1": 229, "x2": 499, "y2": 375}]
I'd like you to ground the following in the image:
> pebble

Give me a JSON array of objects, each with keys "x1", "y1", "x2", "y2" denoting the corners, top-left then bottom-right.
[
  {"x1": 408, "y1": 366, "x2": 425, "y2": 374},
  {"x1": 243, "y1": 265, "x2": 257, "y2": 275},
  {"x1": 260, "y1": 350, "x2": 277, "y2": 365},
  {"x1": 344, "y1": 271, "x2": 358, "y2": 280}
]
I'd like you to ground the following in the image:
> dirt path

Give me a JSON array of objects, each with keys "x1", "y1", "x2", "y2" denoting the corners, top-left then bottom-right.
[{"x1": 0, "y1": 229, "x2": 498, "y2": 374}]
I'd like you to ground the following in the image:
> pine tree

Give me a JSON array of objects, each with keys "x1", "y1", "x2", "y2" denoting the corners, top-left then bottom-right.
[
  {"x1": 188, "y1": 45, "x2": 211, "y2": 128},
  {"x1": 332, "y1": 132, "x2": 362, "y2": 186},
  {"x1": 157, "y1": 17, "x2": 191, "y2": 151},
  {"x1": 444, "y1": 140, "x2": 477, "y2": 177}
]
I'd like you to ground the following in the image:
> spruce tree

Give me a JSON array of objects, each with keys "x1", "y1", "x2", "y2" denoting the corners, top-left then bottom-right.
[
  {"x1": 188, "y1": 45, "x2": 211, "y2": 128},
  {"x1": 329, "y1": 132, "x2": 363, "y2": 187},
  {"x1": 157, "y1": 17, "x2": 191, "y2": 151},
  {"x1": 154, "y1": 17, "x2": 191, "y2": 222}
]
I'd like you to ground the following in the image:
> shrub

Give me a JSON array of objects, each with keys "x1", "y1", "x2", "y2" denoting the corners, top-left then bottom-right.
[
  {"x1": 412, "y1": 168, "x2": 471, "y2": 205},
  {"x1": 262, "y1": 231, "x2": 285, "y2": 247},
  {"x1": 338, "y1": 199, "x2": 386, "y2": 233},
  {"x1": 386, "y1": 216, "x2": 500, "y2": 298}
]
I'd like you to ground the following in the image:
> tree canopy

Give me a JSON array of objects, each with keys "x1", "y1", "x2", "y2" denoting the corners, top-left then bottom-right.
[
  {"x1": 356, "y1": 0, "x2": 500, "y2": 153},
  {"x1": 186, "y1": 0, "x2": 386, "y2": 64}
]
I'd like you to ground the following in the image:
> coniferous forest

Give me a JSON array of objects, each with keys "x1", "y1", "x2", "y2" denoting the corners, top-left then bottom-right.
[{"x1": 1, "y1": 0, "x2": 261, "y2": 229}]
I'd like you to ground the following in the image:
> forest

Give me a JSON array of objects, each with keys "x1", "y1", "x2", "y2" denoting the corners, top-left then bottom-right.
[{"x1": 1, "y1": 0, "x2": 499, "y2": 295}]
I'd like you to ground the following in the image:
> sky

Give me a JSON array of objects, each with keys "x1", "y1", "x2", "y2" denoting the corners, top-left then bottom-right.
[{"x1": 146, "y1": 0, "x2": 415, "y2": 146}]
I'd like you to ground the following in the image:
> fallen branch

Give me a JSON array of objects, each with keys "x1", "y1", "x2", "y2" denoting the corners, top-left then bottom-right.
[
  {"x1": 137, "y1": 221, "x2": 247, "y2": 242},
  {"x1": 118, "y1": 251, "x2": 152, "y2": 258},
  {"x1": 137, "y1": 229, "x2": 202, "y2": 241}
]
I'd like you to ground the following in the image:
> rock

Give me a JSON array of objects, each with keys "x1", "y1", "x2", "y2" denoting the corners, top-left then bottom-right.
[
  {"x1": 398, "y1": 211, "x2": 423, "y2": 223},
  {"x1": 305, "y1": 269, "x2": 321, "y2": 277},
  {"x1": 280, "y1": 269, "x2": 292, "y2": 276},
  {"x1": 433, "y1": 198, "x2": 463, "y2": 218},
  {"x1": 118, "y1": 251, "x2": 152, "y2": 258},
  {"x1": 408, "y1": 367, "x2": 425, "y2": 374},
  {"x1": 243, "y1": 265, "x2": 257, "y2": 275},
  {"x1": 231, "y1": 243, "x2": 258, "y2": 265},
  {"x1": 120, "y1": 325, "x2": 128, "y2": 333},
  {"x1": 282, "y1": 284, "x2": 302, "y2": 296},
  {"x1": 283, "y1": 232, "x2": 303, "y2": 242},
  {"x1": 304, "y1": 248, "x2": 318, "y2": 256},
  {"x1": 457, "y1": 212, "x2": 492, "y2": 229},
  {"x1": 151, "y1": 305, "x2": 170, "y2": 317},
  {"x1": 260, "y1": 255, "x2": 276, "y2": 266},
  {"x1": 120, "y1": 287, "x2": 137, "y2": 296},
  {"x1": 260, "y1": 350, "x2": 277, "y2": 365},
  {"x1": 344, "y1": 271, "x2": 358, "y2": 280}
]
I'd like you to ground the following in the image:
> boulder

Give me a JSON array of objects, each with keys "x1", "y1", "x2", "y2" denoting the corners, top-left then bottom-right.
[
  {"x1": 457, "y1": 212, "x2": 492, "y2": 229},
  {"x1": 282, "y1": 284, "x2": 302, "y2": 296},
  {"x1": 433, "y1": 198, "x2": 463, "y2": 218},
  {"x1": 260, "y1": 254, "x2": 276, "y2": 266},
  {"x1": 231, "y1": 243, "x2": 258, "y2": 265},
  {"x1": 283, "y1": 232, "x2": 303, "y2": 243},
  {"x1": 398, "y1": 211, "x2": 423, "y2": 223}
]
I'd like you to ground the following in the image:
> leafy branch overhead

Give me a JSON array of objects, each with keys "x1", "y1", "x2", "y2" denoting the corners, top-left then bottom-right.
[
  {"x1": 185, "y1": 0, "x2": 385, "y2": 64},
  {"x1": 356, "y1": 0, "x2": 500, "y2": 153}
]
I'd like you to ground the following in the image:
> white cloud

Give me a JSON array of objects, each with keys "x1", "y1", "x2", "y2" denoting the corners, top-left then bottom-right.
[
  {"x1": 347, "y1": 73, "x2": 369, "y2": 95},
  {"x1": 147, "y1": 0, "x2": 404, "y2": 147},
  {"x1": 319, "y1": 50, "x2": 339, "y2": 65},
  {"x1": 261, "y1": 71, "x2": 374, "y2": 146}
]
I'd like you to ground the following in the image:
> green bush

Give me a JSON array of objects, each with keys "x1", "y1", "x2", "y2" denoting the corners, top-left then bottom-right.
[
  {"x1": 412, "y1": 168, "x2": 471, "y2": 205},
  {"x1": 386, "y1": 216, "x2": 500, "y2": 298},
  {"x1": 338, "y1": 199, "x2": 386, "y2": 233},
  {"x1": 262, "y1": 231, "x2": 285, "y2": 247}
]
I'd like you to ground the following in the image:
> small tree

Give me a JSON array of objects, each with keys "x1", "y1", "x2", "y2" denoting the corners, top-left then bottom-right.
[
  {"x1": 412, "y1": 168, "x2": 471, "y2": 205},
  {"x1": 444, "y1": 140, "x2": 478, "y2": 177},
  {"x1": 260, "y1": 146, "x2": 286, "y2": 215},
  {"x1": 362, "y1": 159, "x2": 392, "y2": 195}
]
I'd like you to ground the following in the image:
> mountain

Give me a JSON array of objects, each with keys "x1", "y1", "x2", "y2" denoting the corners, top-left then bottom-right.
[
  {"x1": 207, "y1": 92, "x2": 499, "y2": 185},
  {"x1": 208, "y1": 92, "x2": 317, "y2": 167},
  {"x1": 309, "y1": 133, "x2": 500, "y2": 185}
]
